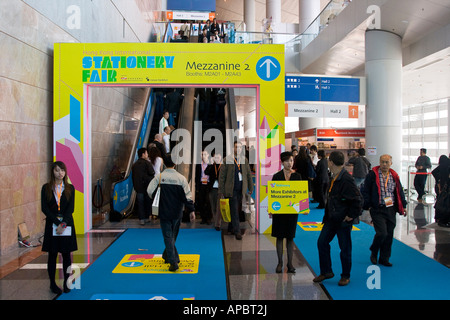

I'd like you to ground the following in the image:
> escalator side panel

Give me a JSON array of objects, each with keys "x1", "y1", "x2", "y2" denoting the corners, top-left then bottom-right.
[{"x1": 110, "y1": 90, "x2": 155, "y2": 221}]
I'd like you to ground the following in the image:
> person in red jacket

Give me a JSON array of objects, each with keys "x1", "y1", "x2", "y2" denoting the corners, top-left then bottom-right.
[{"x1": 361, "y1": 154, "x2": 407, "y2": 267}]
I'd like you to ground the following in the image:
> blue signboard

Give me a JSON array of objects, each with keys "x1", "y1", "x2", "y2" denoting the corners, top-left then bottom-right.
[{"x1": 285, "y1": 76, "x2": 360, "y2": 103}]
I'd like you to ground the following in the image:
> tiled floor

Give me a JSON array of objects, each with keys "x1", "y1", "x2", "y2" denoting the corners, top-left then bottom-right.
[{"x1": 0, "y1": 200, "x2": 449, "y2": 300}]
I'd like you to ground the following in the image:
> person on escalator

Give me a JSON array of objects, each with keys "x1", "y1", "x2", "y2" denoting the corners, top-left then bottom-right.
[
  {"x1": 150, "y1": 134, "x2": 167, "y2": 163},
  {"x1": 159, "y1": 110, "x2": 169, "y2": 135},
  {"x1": 198, "y1": 27, "x2": 210, "y2": 43},
  {"x1": 195, "y1": 150, "x2": 212, "y2": 224},
  {"x1": 162, "y1": 126, "x2": 171, "y2": 154},
  {"x1": 214, "y1": 88, "x2": 226, "y2": 123},
  {"x1": 132, "y1": 148, "x2": 155, "y2": 225},
  {"x1": 165, "y1": 89, "x2": 183, "y2": 127},
  {"x1": 195, "y1": 87, "x2": 213, "y2": 122}
]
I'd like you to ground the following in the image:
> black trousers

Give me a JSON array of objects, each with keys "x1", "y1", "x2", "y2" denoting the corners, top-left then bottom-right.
[
  {"x1": 414, "y1": 174, "x2": 427, "y2": 200},
  {"x1": 196, "y1": 184, "x2": 211, "y2": 222},
  {"x1": 369, "y1": 206, "x2": 396, "y2": 261}
]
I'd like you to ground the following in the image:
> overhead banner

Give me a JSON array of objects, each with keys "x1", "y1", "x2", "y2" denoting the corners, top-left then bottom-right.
[
  {"x1": 267, "y1": 181, "x2": 310, "y2": 214},
  {"x1": 54, "y1": 43, "x2": 285, "y2": 234}
]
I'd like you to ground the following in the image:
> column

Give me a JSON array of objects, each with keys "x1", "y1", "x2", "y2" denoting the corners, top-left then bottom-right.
[
  {"x1": 298, "y1": 0, "x2": 320, "y2": 34},
  {"x1": 244, "y1": 0, "x2": 256, "y2": 32},
  {"x1": 266, "y1": 0, "x2": 281, "y2": 26},
  {"x1": 365, "y1": 30, "x2": 403, "y2": 173}
]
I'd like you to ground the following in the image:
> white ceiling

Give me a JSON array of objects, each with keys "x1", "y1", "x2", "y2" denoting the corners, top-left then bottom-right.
[{"x1": 301, "y1": 0, "x2": 450, "y2": 105}]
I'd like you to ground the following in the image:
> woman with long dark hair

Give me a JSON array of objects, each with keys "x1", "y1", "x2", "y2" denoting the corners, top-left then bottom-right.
[{"x1": 41, "y1": 161, "x2": 77, "y2": 294}]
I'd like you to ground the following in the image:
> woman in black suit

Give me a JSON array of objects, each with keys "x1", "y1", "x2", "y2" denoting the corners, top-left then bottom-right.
[
  {"x1": 41, "y1": 161, "x2": 77, "y2": 294},
  {"x1": 271, "y1": 152, "x2": 303, "y2": 273}
]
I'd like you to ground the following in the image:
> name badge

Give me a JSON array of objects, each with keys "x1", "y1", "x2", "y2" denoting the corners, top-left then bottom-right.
[
  {"x1": 384, "y1": 196, "x2": 393, "y2": 207},
  {"x1": 238, "y1": 172, "x2": 242, "y2": 181},
  {"x1": 213, "y1": 180, "x2": 219, "y2": 188}
]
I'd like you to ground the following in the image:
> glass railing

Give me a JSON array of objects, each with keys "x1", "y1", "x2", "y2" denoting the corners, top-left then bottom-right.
[
  {"x1": 231, "y1": 31, "x2": 301, "y2": 45},
  {"x1": 287, "y1": 0, "x2": 352, "y2": 51}
]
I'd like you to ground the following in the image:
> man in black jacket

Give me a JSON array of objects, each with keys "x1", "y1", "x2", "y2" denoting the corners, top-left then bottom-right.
[
  {"x1": 313, "y1": 151, "x2": 363, "y2": 286},
  {"x1": 132, "y1": 148, "x2": 155, "y2": 225}
]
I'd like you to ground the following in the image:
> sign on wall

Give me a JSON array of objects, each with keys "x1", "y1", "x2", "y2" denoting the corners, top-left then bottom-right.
[{"x1": 54, "y1": 43, "x2": 285, "y2": 234}]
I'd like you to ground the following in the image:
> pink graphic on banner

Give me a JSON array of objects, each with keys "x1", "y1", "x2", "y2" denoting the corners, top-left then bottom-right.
[{"x1": 56, "y1": 141, "x2": 84, "y2": 192}]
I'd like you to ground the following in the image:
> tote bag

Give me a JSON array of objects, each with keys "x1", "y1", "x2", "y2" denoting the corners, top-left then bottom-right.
[
  {"x1": 152, "y1": 174, "x2": 162, "y2": 216},
  {"x1": 220, "y1": 198, "x2": 231, "y2": 222}
]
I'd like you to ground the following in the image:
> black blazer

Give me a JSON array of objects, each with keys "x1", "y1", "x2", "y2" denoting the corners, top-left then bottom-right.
[
  {"x1": 41, "y1": 183, "x2": 77, "y2": 253},
  {"x1": 272, "y1": 170, "x2": 303, "y2": 182},
  {"x1": 315, "y1": 158, "x2": 329, "y2": 184}
]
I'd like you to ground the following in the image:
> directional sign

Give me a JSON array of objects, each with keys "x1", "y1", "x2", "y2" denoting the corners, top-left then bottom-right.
[
  {"x1": 286, "y1": 103, "x2": 359, "y2": 119},
  {"x1": 256, "y1": 56, "x2": 281, "y2": 81},
  {"x1": 285, "y1": 76, "x2": 360, "y2": 103}
]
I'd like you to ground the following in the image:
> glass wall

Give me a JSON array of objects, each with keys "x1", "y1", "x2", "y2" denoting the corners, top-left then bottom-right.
[{"x1": 401, "y1": 98, "x2": 449, "y2": 182}]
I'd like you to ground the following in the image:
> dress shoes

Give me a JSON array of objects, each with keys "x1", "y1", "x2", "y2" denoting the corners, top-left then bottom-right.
[
  {"x1": 379, "y1": 259, "x2": 393, "y2": 267},
  {"x1": 235, "y1": 233, "x2": 242, "y2": 240},
  {"x1": 370, "y1": 253, "x2": 378, "y2": 265},
  {"x1": 169, "y1": 263, "x2": 179, "y2": 272},
  {"x1": 313, "y1": 272, "x2": 334, "y2": 282},
  {"x1": 287, "y1": 265, "x2": 296, "y2": 273},
  {"x1": 276, "y1": 263, "x2": 282, "y2": 273},
  {"x1": 338, "y1": 278, "x2": 350, "y2": 286}
]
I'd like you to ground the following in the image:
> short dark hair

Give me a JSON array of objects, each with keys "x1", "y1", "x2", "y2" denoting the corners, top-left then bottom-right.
[
  {"x1": 318, "y1": 150, "x2": 326, "y2": 158},
  {"x1": 164, "y1": 154, "x2": 175, "y2": 167},
  {"x1": 310, "y1": 145, "x2": 317, "y2": 152},
  {"x1": 280, "y1": 152, "x2": 292, "y2": 162},
  {"x1": 357, "y1": 148, "x2": 365, "y2": 156},
  {"x1": 137, "y1": 148, "x2": 147, "y2": 158},
  {"x1": 420, "y1": 148, "x2": 427, "y2": 154},
  {"x1": 329, "y1": 151, "x2": 345, "y2": 166}
]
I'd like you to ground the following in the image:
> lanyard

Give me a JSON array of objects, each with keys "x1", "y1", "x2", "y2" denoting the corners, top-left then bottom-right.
[
  {"x1": 328, "y1": 169, "x2": 342, "y2": 193},
  {"x1": 55, "y1": 182, "x2": 63, "y2": 212},
  {"x1": 382, "y1": 172, "x2": 390, "y2": 191},
  {"x1": 328, "y1": 175, "x2": 338, "y2": 193},
  {"x1": 234, "y1": 157, "x2": 240, "y2": 171},
  {"x1": 214, "y1": 163, "x2": 222, "y2": 176}
]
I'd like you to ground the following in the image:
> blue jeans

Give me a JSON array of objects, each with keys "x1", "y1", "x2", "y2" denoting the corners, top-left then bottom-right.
[
  {"x1": 317, "y1": 221, "x2": 352, "y2": 278},
  {"x1": 160, "y1": 218, "x2": 181, "y2": 264}
]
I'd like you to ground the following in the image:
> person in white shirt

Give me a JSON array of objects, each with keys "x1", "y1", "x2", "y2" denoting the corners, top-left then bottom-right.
[
  {"x1": 310, "y1": 145, "x2": 319, "y2": 167},
  {"x1": 159, "y1": 110, "x2": 169, "y2": 135},
  {"x1": 162, "y1": 126, "x2": 171, "y2": 153}
]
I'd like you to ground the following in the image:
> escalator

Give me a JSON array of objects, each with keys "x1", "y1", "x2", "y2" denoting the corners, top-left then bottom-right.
[{"x1": 107, "y1": 21, "x2": 239, "y2": 222}]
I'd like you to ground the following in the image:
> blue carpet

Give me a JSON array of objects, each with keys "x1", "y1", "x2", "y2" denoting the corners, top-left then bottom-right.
[
  {"x1": 59, "y1": 228, "x2": 227, "y2": 300},
  {"x1": 295, "y1": 202, "x2": 450, "y2": 300}
]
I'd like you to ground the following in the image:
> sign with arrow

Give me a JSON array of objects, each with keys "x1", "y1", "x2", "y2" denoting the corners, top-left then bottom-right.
[
  {"x1": 256, "y1": 56, "x2": 281, "y2": 81},
  {"x1": 285, "y1": 75, "x2": 361, "y2": 103}
]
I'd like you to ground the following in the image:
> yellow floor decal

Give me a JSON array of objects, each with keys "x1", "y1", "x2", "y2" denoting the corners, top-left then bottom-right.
[
  {"x1": 112, "y1": 254, "x2": 200, "y2": 274},
  {"x1": 298, "y1": 222, "x2": 360, "y2": 231}
]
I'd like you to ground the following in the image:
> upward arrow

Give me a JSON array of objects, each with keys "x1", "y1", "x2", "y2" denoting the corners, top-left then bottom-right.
[{"x1": 259, "y1": 59, "x2": 277, "y2": 78}]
